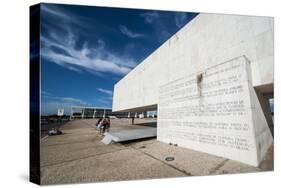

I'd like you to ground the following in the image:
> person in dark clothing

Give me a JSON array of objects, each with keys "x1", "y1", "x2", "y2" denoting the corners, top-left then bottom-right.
[
  {"x1": 100, "y1": 118, "x2": 107, "y2": 135},
  {"x1": 96, "y1": 118, "x2": 102, "y2": 127},
  {"x1": 105, "y1": 118, "x2": 110, "y2": 132}
]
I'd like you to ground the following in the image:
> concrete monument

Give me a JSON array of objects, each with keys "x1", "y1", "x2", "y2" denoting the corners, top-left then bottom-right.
[{"x1": 113, "y1": 13, "x2": 274, "y2": 166}]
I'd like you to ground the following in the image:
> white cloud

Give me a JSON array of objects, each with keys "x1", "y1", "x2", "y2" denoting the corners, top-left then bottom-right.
[
  {"x1": 119, "y1": 25, "x2": 144, "y2": 38},
  {"x1": 41, "y1": 94, "x2": 92, "y2": 115},
  {"x1": 42, "y1": 92, "x2": 90, "y2": 106},
  {"x1": 97, "y1": 88, "x2": 112, "y2": 96},
  {"x1": 41, "y1": 4, "x2": 81, "y2": 26},
  {"x1": 96, "y1": 88, "x2": 113, "y2": 108},
  {"x1": 98, "y1": 98, "x2": 111, "y2": 105},
  {"x1": 140, "y1": 11, "x2": 171, "y2": 43},
  {"x1": 41, "y1": 5, "x2": 69, "y2": 19},
  {"x1": 66, "y1": 66, "x2": 83, "y2": 73},
  {"x1": 41, "y1": 31, "x2": 135, "y2": 76},
  {"x1": 41, "y1": 4, "x2": 137, "y2": 76},
  {"x1": 140, "y1": 12, "x2": 159, "y2": 24},
  {"x1": 41, "y1": 90, "x2": 52, "y2": 96},
  {"x1": 175, "y1": 13, "x2": 187, "y2": 28},
  {"x1": 97, "y1": 96, "x2": 112, "y2": 108},
  {"x1": 41, "y1": 101, "x2": 69, "y2": 115},
  {"x1": 60, "y1": 97, "x2": 86, "y2": 104}
]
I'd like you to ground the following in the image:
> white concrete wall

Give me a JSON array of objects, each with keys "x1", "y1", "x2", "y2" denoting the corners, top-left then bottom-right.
[
  {"x1": 156, "y1": 56, "x2": 272, "y2": 166},
  {"x1": 113, "y1": 13, "x2": 273, "y2": 112}
]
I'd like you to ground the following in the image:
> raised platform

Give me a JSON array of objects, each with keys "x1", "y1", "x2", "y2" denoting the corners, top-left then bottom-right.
[{"x1": 102, "y1": 127, "x2": 157, "y2": 144}]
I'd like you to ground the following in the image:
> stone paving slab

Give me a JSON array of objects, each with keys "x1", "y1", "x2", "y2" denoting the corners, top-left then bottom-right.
[
  {"x1": 133, "y1": 141, "x2": 227, "y2": 176},
  {"x1": 212, "y1": 160, "x2": 260, "y2": 175},
  {"x1": 41, "y1": 148, "x2": 186, "y2": 185},
  {"x1": 41, "y1": 140, "x2": 124, "y2": 167},
  {"x1": 40, "y1": 119, "x2": 273, "y2": 185}
]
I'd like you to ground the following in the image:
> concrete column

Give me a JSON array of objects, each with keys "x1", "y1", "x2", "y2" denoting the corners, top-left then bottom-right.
[
  {"x1": 93, "y1": 110, "x2": 96, "y2": 119},
  {"x1": 82, "y1": 108, "x2": 84, "y2": 119},
  {"x1": 70, "y1": 106, "x2": 73, "y2": 120}
]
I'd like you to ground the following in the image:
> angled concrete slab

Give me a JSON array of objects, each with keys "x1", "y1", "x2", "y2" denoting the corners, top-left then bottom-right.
[{"x1": 102, "y1": 127, "x2": 157, "y2": 144}]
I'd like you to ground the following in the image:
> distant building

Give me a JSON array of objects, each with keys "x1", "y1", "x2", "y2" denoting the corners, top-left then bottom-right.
[{"x1": 70, "y1": 106, "x2": 147, "y2": 119}]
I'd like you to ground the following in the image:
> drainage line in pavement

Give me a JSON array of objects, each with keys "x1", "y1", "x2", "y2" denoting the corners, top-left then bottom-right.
[
  {"x1": 41, "y1": 148, "x2": 128, "y2": 168},
  {"x1": 209, "y1": 159, "x2": 229, "y2": 174},
  {"x1": 132, "y1": 147, "x2": 193, "y2": 176}
]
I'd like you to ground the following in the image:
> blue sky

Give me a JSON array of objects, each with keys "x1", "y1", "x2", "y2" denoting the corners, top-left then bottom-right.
[{"x1": 39, "y1": 3, "x2": 198, "y2": 115}]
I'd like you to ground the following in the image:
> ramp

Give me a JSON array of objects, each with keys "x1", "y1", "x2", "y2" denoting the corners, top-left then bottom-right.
[{"x1": 102, "y1": 127, "x2": 157, "y2": 144}]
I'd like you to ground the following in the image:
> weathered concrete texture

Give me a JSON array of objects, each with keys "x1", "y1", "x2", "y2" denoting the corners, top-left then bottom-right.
[
  {"x1": 212, "y1": 144, "x2": 274, "y2": 175},
  {"x1": 40, "y1": 119, "x2": 184, "y2": 185},
  {"x1": 41, "y1": 148, "x2": 187, "y2": 184},
  {"x1": 40, "y1": 119, "x2": 272, "y2": 185},
  {"x1": 259, "y1": 144, "x2": 274, "y2": 171},
  {"x1": 113, "y1": 14, "x2": 274, "y2": 112},
  {"x1": 213, "y1": 160, "x2": 261, "y2": 175},
  {"x1": 156, "y1": 57, "x2": 273, "y2": 167},
  {"x1": 113, "y1": 13, "x2": 274, "y2": 167},
  {"x1": 133, "y1": 141, "x2": 228, "y2": 176}
]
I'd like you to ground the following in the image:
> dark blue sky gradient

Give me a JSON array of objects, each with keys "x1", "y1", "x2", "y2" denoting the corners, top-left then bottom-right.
[{"x1": 39, "y1": 3, "x2": 198, "y2": 115}]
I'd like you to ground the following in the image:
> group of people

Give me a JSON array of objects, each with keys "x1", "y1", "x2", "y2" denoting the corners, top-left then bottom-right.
[{"x1": 96, "y1": 117, "x2": 110, "y2": 135}]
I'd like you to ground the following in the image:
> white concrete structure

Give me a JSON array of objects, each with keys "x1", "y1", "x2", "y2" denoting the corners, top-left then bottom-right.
[
  {"x1": 102, "y1": 127, "x2": 157, "y2": 144},
  {"x1": 112, "y1": 13, "x2": 274, "y2": 166}
]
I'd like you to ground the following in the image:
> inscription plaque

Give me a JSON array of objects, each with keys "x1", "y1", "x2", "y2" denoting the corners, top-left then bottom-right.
[{"x1": 157, "y1": 56, "x2": 269, "y2": 166}]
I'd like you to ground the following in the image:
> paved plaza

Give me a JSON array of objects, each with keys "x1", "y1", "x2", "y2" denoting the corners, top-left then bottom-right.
[{"x1": 40, "y1": 119, "x2": 273, "y2": 185}]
